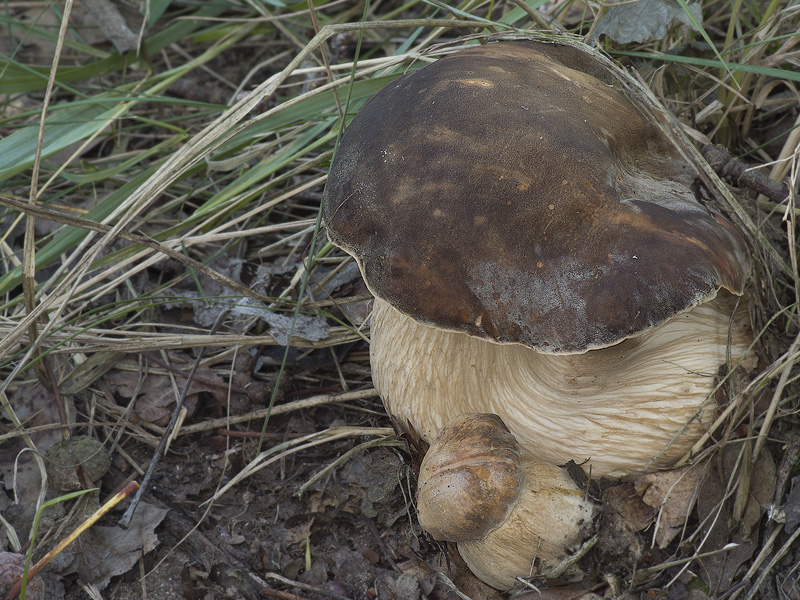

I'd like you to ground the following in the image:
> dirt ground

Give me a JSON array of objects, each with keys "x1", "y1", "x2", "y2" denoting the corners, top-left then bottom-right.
[{"x1": 4, "y1": 368, "x2": 512, "y2": 600}]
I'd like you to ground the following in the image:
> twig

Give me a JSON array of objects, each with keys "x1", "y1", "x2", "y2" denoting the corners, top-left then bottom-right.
[
  {"x1": 702, "y1": 145, "x2": 790, "y2": 203},
  {"x1": 545, "y1": 534, "x2": 598, "y2": 579},
  {"x1": 634, "y1": 543, "x2": 740, "y2": 584},
  {"x1": 216, "y1": 429, "x2": 309, "y2": 439},
  {"x1": 4, "y1": 481, "x2": 139, "y2": 600},
  {"x1": 262, "y1": 587, "x2": 307, "y2": 600},
  {"x1": 173, "y1": 388, "x2": 378, "y2": 436},
  {"x1": 264, "y1": 572, "x2": 353, "y2": 600}
]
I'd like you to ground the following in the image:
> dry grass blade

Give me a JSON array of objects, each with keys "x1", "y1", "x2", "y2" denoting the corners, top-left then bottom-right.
[
  {"x1": 173, "y1": 388, "x2": 378, "y2": 436},
  {"x1": 206, "y1": 425, "x2": 395, "y2": 504},
  {"x1": 21, "y1": 0, "x2": 76, "y2": 392},
  {"x1": 753, "y1": 333, "x2": 800, "y2": 461}
]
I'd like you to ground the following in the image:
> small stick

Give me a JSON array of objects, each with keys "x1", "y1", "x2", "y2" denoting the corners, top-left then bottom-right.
[
  {"x1": 264, "y1": 572, "x2": 353, "y2": 600},
  {"x1": 701, "y1": 145, "x2": 790, "y2": 203},
  {"x1": 4, "y1": 481, "x2": 139, "y2": 600},
  {"x1": 262, "y1": 587, "x2": 307, "y2": 600},
  {"x1": 174, "y1": 388, "x2": 378, "y2": 436},
  {"x1": 216, "y1": 430, "x2": 308, "y2": 439}
]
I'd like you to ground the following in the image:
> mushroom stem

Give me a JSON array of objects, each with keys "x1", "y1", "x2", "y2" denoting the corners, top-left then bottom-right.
[
  {"x1": 374, "y1": 293, "x2": 754, "y2": 478},
  {"x1": 417, "y1": 413, "x2": 596, "y2": 590}
]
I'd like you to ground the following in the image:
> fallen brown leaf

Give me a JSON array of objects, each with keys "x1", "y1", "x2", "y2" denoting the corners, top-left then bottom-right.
[
  {"x1": 634, "y1": 463, "x2": 706, "y2": 548},
  {"x1": 58, "y1": 501, "x2": 169, "y2": 589},
  {"x1": 0, "y1": 383, "x2": 71, "y2": 527}
]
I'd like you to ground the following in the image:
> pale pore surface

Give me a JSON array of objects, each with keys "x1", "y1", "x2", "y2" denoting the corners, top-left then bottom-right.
[{"x1": 371, "y1": 294, "x2": 753, "y2": 478}]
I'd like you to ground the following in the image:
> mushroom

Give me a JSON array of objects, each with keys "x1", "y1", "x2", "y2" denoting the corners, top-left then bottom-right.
[
  {"x1": 417, "y1": 413, "x2": 595, "y2": 590},
  {"x1": 322, "y1": 39, "x2": 753, "y2": 587}
]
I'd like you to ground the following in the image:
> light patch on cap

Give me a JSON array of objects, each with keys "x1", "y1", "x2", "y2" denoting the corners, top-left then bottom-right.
[{"x1": 456, "y1": 78, "x2": 494, "y2": 88}]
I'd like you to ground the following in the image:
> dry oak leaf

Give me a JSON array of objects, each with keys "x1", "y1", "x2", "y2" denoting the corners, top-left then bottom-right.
[{"x1": 634, "y1": 463, "x2": 705, "y2": 548}]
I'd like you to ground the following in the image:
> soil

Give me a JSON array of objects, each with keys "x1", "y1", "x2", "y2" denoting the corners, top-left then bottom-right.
[
  {"x1": 2, "y1": 366, "x2": 504, "y2": 600},
  {"x1": 94, "y1": 404, "x2": 505, "y2": 600}
]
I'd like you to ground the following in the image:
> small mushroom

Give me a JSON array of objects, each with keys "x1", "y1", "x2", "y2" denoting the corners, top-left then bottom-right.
[
  {"x1": 418, "y1": 413, "x2": 595, "y2": 590},
  {"x1": 323, "y1": 39, "x2": 753, "y2": 587}
]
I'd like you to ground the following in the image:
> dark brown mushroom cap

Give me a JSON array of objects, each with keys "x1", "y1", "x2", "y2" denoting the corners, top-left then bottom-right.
[{"x1": 323, "y1": 41, "x2": 750, "y2": 353}]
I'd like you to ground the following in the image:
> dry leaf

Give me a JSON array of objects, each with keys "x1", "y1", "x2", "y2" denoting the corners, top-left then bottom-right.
[
  {"x1": 233, "y1": 297, "x2": 330, "y2": 345},
  {"x1": 783, "y1": 474, "x2": 800, "y2": 532},
  {"x1": 339, "y1": 448, "x2": 403, "y2": 523},
  {"x1": 133, "y1": 375, "x2": 201, "y2": 426},
  {"x1": 593, "y1": 0, "x2": 701, "y2": 44},
  {"x1": 79, "y1": 0, "x2": 145, "y2": 53},
  {"x1": 103, "y1": 368, "x2": 142, "y2": 398},
  {"x1": 605, "y1": 483, "x2": 655, "y2": 533},
  {"x1": 634, "y1": 463, "x2": 705, "y2": 548},
  {"x1": 0, "y1": 383, "x2": 73, "y2": 527},
  {"x1": 282, "y1": 518, "x2": 314, "y2": 547},
  {"x1": 59, "y1": 501, "x2": 168, "y2": 589},
  {"x1": 110, "y1": 366, "x2": 225, "y2": 426},
  {"x1": 596, "y1": 484, "x2": 655, "y2": 563},
  {"x1": 44, "y1": 435, "x2": 110, "y2": 492}
]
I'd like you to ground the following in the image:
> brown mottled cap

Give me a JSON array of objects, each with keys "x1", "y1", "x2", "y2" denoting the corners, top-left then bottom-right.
[
  {"x1": 323, "y1": 41, "x2": 750, "y2": 353},
  {"x1": 417, "y1": 413, "x2": 524, "y2": 542}
]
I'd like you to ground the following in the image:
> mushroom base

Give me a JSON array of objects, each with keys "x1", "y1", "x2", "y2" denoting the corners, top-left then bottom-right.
[
  {"x1": 371, "y1": 293, "x2": 753, "y2": 478},
  {"x1": 456, "y1": 456, "x2": 595, "y2": 590},
  {"x1": 417, "y1": 413, "x2": 596, "y2": 591}
]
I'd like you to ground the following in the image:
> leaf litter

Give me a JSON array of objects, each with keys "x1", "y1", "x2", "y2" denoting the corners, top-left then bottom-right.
[{"x1": 634, "y1": 464, "x2": 706, "y2": 549}]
